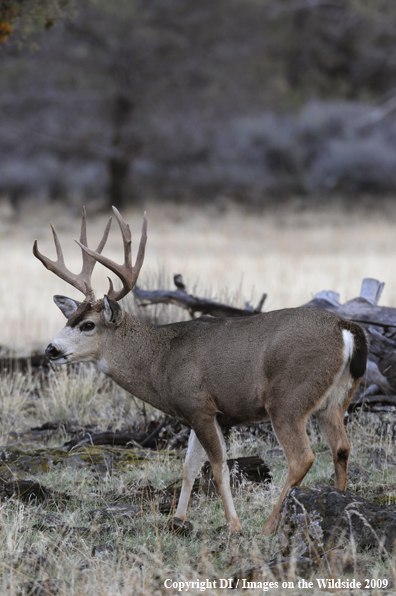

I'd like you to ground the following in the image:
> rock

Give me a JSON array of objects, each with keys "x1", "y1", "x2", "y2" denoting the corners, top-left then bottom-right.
[{"x1": 278, "y1": 486, "x2": 396, "y2": 555}]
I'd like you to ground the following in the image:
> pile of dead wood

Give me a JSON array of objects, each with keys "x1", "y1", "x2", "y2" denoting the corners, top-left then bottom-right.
[{"x1": 134, "y1": 275, "x2": 396, "y2": 414}]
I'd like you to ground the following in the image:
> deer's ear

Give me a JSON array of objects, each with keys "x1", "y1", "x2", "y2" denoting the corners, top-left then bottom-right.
[
  {"x1": 103, "y1": 295, "x2": 123, "y2": 326},
  {"x1": 53, "y1": 295, "x2": 81, "y2": 319}
]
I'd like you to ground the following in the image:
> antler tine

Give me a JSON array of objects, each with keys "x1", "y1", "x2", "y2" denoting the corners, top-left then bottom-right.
[
  {"x1": 112, "y1": 206, "x2": 132, "y2": 269},
  {"x1": 33, "y1": 209, "x2": 112, "y2": 302},
  {"x1": 79, "y1": 207, "x2": 113, "y2": 290},
  {"x1": 75, "y1": 209, "x2": 148, "y2": 302},
  {"x1": 78, "y1": 206, "x2": 93, "y2": 292},
  {"x1": 33, "y1": 224, "x2": 87, "y2": 295},
  {"x1": 51, "y1": 223, "x2": 66, "y2": 265},
  {"x1": 133, "y1": 210, "x2": 148, "y2": 281}
]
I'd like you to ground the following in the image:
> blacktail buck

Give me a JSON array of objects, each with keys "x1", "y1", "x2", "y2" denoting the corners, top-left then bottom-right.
[{"x1": 33, "y1": 208, "x2": 368, "y2": 535}]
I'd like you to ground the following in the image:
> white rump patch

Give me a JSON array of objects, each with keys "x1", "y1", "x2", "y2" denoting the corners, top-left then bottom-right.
[
  {"x1": 342, "y1": 329, "x2": 354, "y2": 362},
  {"x1": 315, "y1": 328, "x2": 355, "y2": 414}
]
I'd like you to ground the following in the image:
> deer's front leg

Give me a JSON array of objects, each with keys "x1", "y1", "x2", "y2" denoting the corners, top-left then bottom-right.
[
  {"x1": 194, "y1": 417, "x2": 243, "y2": 534},
  {"x1": 175, "y1": 430, "x2": 207, "y2": 520}
]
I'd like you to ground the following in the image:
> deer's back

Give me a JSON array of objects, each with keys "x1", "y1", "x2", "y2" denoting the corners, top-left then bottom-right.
[{"x1": 153, "y1": 307, "x2": 359, "y2": 427}]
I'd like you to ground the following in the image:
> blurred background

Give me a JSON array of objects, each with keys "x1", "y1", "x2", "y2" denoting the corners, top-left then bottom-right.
[{"x1": 1, "y1": 0, "x2": 396, "y2": 352}]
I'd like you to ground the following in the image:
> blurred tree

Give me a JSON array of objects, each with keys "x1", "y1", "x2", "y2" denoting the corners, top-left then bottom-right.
[
  {"x1": 1, "y1": 0, "x2": 396, "y2": 207},
  {"x1": 267, "y1": 0, "x2": 396, "y2": 99},
  {"x1": 1, "y1": 0, "x2": 271, "y2": 207}
]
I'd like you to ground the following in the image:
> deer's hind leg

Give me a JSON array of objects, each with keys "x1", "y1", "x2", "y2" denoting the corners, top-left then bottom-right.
[
  {"x1": 263, "y1": 411, "x2": 315, "y2": 536},
  {"x1": 315, "y1": 380, "x2": 360, "y2": 491},
  {"x1": 316, "y1": 408, "x2": 350, "y2": 490},
  {"x1": 175, "y1": 430, "x2": 207, "y2": 521}
]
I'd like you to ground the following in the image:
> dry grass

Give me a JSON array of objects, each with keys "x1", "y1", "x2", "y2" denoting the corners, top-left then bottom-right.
[
  {"x1": 0, "y1": 366, "x2": 395, "y2": 595},
  {"x1": 1, "y1": 198, "x2": 396, "y2": 352}
]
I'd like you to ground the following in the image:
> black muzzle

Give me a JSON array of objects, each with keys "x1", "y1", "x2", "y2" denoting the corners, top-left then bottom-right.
[{"x1": 45, "y1": 343, "x2": 62, "y2": 360}]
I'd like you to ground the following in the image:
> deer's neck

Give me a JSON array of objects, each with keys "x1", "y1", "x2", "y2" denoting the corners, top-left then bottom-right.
[{"x1": 98, "y1": 313, "x2": 172, "y2": 411}]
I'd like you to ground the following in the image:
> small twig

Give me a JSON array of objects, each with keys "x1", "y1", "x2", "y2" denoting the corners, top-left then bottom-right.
[
  {"x1": 255, "y1": 293, "x2": 267, "y2": 313},
  {"x1": 69, "y1": 438, "x2": 90, "y2": 452},
  {"x1": 126, "y1": 438, "x2": 144, "y2": 448},
  {"x1": 142, "y1": 402, "x2": 147, "y2": 426}
]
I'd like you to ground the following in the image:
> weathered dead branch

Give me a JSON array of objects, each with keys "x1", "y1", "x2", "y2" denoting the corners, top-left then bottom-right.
[{"x1": 134, "y1": 274, "x2": 266, "y2": 318}]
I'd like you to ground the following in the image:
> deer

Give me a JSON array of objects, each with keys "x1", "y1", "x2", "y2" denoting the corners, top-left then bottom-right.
[{"x1": 33, "y1": 207, "x2": 368, "y2": 535}]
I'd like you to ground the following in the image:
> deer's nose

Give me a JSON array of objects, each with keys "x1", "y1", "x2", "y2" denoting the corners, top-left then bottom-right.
[{"x1": 45, "y1": 343, "x2": 62, "y2": 360}]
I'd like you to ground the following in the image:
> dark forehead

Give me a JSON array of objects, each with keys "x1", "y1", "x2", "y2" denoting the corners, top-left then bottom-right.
[{"x1": 66, "y1": 302, "x2": 93, "y2": 328}]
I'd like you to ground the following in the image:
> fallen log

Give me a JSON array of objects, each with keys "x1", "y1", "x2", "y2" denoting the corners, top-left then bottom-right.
[
  {"x1": 134, "y1": 274, "x2": 266, "y2": 318},
  {"x1": 0, "y1": 477, "x2": 69, "y2": 504},
  {"x1": 62, "y1": 417, "x2": 182, "y2": 450},
  {"x1": 349, "y1": 394, "x2": 396, "y2": 412},
  {"x1": 63, "y1": 430, "x2": 149, "y2": 450},
  {"x1": 304, "y1": 277, "x2": 396, "y2": 329}
]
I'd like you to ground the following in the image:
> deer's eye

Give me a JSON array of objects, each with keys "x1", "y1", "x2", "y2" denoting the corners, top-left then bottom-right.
[{"x1": 81, "y1": 322, "x2": 95, "y2": 332}]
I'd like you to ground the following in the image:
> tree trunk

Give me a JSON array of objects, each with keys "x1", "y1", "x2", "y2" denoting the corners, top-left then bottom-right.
[
  {"x1": 108, "y1": 156, "x2": 131, "y2": 209},
  {"x1": 107, "y1": 93, "x2": 134, "y2": 208}
]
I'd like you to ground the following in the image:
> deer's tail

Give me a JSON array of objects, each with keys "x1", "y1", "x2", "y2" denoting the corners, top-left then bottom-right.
[{"x1": 342, "y1": 320, "x2": 369, "y2": 381}]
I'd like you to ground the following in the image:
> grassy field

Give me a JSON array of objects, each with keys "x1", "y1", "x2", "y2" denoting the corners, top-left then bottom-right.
[{"x1": 0, "y1": 199, "x2": 396, "y2": 594}]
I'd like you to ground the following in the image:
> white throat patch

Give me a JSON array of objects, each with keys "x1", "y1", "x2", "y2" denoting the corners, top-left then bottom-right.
[{"x1": 96, "y1": 359, "x2": 109, "y2": 374}]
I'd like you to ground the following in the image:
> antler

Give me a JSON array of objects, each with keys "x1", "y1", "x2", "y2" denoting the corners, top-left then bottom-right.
[
  {"x1": 75, "y1": 207, "x2": 148, "y2": 301},
  {"x1": 33, "y1": 207, "x2": 112, "y2": 302}
]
